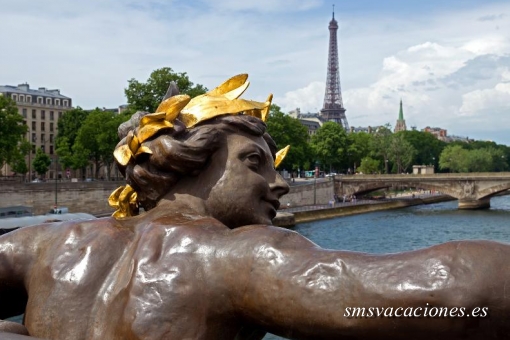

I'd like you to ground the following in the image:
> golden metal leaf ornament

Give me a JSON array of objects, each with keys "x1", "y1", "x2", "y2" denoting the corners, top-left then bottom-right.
[
  {"x1": 155, "y1": 94, "x2": 191, "y2": 122},
  {"x1": 114, "y1": 145, "x2": 133, "y2": 166},
  {"x1": 208, "y1": 74, "x2": 249, "y2": 97},
  {"x1": 109, "y1": 185, "x2": 138, "y2": 218},
  {"x1": 274, "y1": 145, "x2": 290, "y2": 168},
  {"x1": 137, "y1": 120, "x2": 174, "y2": 143}
]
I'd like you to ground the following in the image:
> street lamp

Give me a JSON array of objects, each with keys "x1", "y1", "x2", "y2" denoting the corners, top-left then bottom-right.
[
  {"x1": 432, "y1": 157, "x2": 435, "y2": 173},
  {"x1": 385, "y1": 159, "x2": 389, "y2": 174}
]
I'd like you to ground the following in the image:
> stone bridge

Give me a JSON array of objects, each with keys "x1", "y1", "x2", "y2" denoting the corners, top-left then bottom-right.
[{"x1": 335, "y1": 172, "x2": 510, "y2": 209}]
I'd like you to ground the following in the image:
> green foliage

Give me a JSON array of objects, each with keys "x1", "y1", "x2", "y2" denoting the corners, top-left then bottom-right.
[
  {"x1": 0, "y1": 96, "x2": 27, "y2": 168},
  {"x1": 439, "y1": 144, "x2": 508, "y2": 172},
  {"x1": 33, "y1": 148, "x2": 51, "y2": 176},
  {"x1": 310, "y1": 122, "x2": 348, "y2": 172},
  {"x1": 9, "y1": 140, "x2": 31, "y2": 175},
  {"x1": 371, "y1": 125, "x2": 393, "y2": 173},
  {"x1": 266, "y1": 105, "x2": 312, "y2": 171},
  {"x1": 55, "y1": 107, "x2": 89, "y2": 169},
  {"x1": 388, "y1": 134, "x2": 416, "y2": 173},
  {"x1": 398, "y1": 130, "x2": 446, "y2": 167},
  {"x1": 357, "y1": 157, "x2": 380, "y2": 174},
  {"x1": 125, "y1": 67, "x2": 208, "y2": 112},
  {"x1": 347, "y1": 132, "x2": 374, "y2": 172},
  {"x1": 72, "y1": 109, "x2": 130, "y2": 179},
  {"x1": 439, "y1": 145, "x2": 469, "y2": 172}
]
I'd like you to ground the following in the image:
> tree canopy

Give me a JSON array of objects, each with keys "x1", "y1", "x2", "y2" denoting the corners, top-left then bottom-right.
[
  {"x1": 125, "y1": 67, "x2": 208, "y2": 113},
  {"x1": 266, "y1": 105, "x2": 312, "y2": 171},
  {"x1": 310, "y1": 122, "x2": 348, "y2": 172},
  {"x1": 33, "y1": 148, "x2": 51, "y2": 177},
  {"x1": 0, "y1": 96, "x2": 27, "y2": 171}
]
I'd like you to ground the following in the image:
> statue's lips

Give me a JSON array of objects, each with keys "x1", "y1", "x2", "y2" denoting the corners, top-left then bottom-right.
[{"x1": 264, "y1": 198, "x2": 280, "y2": 219}]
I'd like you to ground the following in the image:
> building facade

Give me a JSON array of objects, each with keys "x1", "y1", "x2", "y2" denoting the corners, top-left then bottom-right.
[{"x1": 0, "y1": 83, "x2": 73, "y2": 179}]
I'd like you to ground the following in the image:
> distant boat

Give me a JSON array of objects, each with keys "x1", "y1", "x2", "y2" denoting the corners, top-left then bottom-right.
[
  {"x1": 0, "y1": 212, "x2": 96, "y2": 235},
  {"x1": 0, "y1": 206, "x2": 33, "y2": 219}
]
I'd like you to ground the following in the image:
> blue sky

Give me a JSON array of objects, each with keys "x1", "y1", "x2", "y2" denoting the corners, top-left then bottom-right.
[{"x1": 1, "y1": 0, "x2": 509, "y2": 144}]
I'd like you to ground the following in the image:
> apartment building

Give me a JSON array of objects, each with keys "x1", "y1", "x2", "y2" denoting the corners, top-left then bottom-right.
[{"x1": 0, "y1": 83, "x2": 73, "y2": 179}]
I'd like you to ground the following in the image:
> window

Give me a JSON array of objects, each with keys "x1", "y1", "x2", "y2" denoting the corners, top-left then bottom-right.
[
  {"x1": 55, "y1": 99, "x2": 60, "y2": 106},
  {"x1": 50, "y1": 134, "x2": 53, "y2": 143},
  {"x1": 26, "y1": 95, "x2": 31, "y2": 103},
  {"x1": 41, "y1": 134, "x2": 45, "y2": 143},
  {"x1": 50, "y1": 123, "x2": 54, "y2": 132},
  {"x1": 40, "y1": 145, "x2": 45, "y2": 153},
  {"x1": 12, "y1": 94, "x2": 18, "y2": 101},
  {"x1": 19, "y1": 95, "x2": 24, "y2": 102},
  {"x1": 23, "y1": 120, "x2": 26, "y2": 126},
  {"x1": 41, "y1": 122, "x2": 45, "y2": 131},
  {"x1": 58, "y1": 111, "x2": 62, "y2": 119},
  {"x1": 46, "y1": 98, "x2": 51, "y2": 105},
  {"x1": 31, "y1": 145, "x2": 35, "y2": 154},
  {"x1": 37, "y1": 97, "x2": 43, "y2": 104},
  {"x1": 41, "y1": 110, "x2": 46, "y2": 119},
  {"x1": 50, "y1": 145, "x2": 54, "y2": 155},
  {"x1": 50, "y1": 111, "x2": 54, "y2": 120},
  {"x1": 32, "y1": 133, "x2": 36, "y2": 143},
  {"x1": 22, "y1": 108, "x2": 27, "y2": 118},
  {"x1": 31, "y1": 121, "x2": 36, "y2": 131},
  {"x1": 32, "y1": 109, "x2": 36, "y2": 119},
  {"x1": 63, "y1": 100, "x2": 68, "y2": 107}
]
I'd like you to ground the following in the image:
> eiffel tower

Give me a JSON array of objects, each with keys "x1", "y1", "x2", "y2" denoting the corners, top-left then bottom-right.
[{"x1": 320, "y1": 6, "x2": 349, "y2": 130}]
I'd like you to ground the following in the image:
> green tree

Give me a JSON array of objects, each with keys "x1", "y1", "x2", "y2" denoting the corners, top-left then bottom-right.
[
  {"x1": 55, "y1": 107, "x2": 89, "y2": 170},
  {"x1": 72, "y1": 109, "x2": 130, "y2": 179},
  {"x1": 310, "y1": 122, "x2": 348, "y2": 172},
  {"x1": 399, "y1": 130, "x2": 446, "y2": 168},
  {"x1": 125, "y1": 67, "x2": 208, "y2": 113},
  {"x1": 439, "y1": 145, "x2": 469, "y2": 172},
  {"x1": 0, "y1": 96, "x2": 27, "y2": 170},
  {"x1": 388, "y1": 134, "x2": 416, "y2": 173},
  {"x1": 357, "y1": 157, "x2": 380, "y2": 174},
  {"x1": 33, "y1": 148, "x2": 51, "y2": 177},
  {"x1": 9, "y1": 140, "x2": 31, "y2": 176},
  {"x1": 465, "y1": 148, "x2": 493, "y2": 172},
  {"x1": 346, "y1": 132, "x2": 373, "y2": 173},
  {"x1": 266, "y1": 105, "x2": 311, "y2": 171},
  {"x1": 371, "y1": 125, "x2": 393, "y2": 173}
]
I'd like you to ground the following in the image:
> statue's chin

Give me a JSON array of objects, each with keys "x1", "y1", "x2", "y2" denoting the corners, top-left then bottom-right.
[{"x1": 0, "y1": 320, "x2": 29, "y2": 336}]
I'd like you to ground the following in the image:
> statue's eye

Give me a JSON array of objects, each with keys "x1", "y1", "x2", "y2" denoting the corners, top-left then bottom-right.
[{"x1": 245, "y1": 154, "x2": 261, "y2": 169}]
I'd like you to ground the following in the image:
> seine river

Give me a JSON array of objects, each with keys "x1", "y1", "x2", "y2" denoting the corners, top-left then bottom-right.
[{"x1": 264, "y1": 195, "x2": 510, "y2": 340}]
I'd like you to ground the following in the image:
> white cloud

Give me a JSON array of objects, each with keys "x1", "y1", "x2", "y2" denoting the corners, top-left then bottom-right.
[
  {"x1": 460, "y1": 82, "x2": 510, "y2": 116},
  {"x1": 276, "y1": 81, "x2": 325, "y2": 113}
]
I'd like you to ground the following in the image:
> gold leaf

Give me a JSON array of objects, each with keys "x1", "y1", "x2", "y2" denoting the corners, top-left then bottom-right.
[
  {"x1": 208, "y1": 74, "x2": 249, "y2": 96},
  {"x1": 137, "y1": 121, "x2": 173, "y2": 143},
  {"x1": 128, "y1": 134, "x2": 140, "y2": 154},
  {"x1": 135, "y1": 145, "x2": 153, "y2": 157},
  {"x1": 156, "y1": 94, "x2": 191, "y2": 118},
  {"x1": 260, "y1": 94, "x2": 273, "y2": 122},
  {"x1": 180, "y1": 97, "x2": 267, "y2": 128},
  {"x1": 275, "y1": 145, "x2": 290, "y2": 168},
  {"x1": 114, "y1": 145, "x2": 133, "y2": 166},
  {"x1": 140, "y1": 112, "x2": 166, "y2": 128},
  {"x1": 108, "y1": 186, "x2": 124, "y2": 208}
]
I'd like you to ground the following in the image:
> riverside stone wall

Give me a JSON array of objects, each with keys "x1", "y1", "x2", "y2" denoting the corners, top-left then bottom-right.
[{"x1": 0, "y1": 179, "x2": 336, "y2": 216}]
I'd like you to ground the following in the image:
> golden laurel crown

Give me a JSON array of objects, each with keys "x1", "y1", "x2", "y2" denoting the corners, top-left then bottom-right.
[{"x1": 109, "y1": 74, "x2": 290, "y2": 218}]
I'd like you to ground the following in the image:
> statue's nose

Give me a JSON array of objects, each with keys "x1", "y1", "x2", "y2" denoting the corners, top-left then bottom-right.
[{"x1": 270, "y1": 173, "x2": 290, "y2": 199}]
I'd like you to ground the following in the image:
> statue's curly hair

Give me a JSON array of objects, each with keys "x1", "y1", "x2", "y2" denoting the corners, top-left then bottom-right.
[{"x1": 115, "y1": 114, "x2": 277, "y2": 211}]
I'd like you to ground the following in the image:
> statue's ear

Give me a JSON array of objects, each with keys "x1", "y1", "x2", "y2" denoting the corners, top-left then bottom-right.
[{"x1": 163, "y1": 81, "x2": 180, "y2": 101}]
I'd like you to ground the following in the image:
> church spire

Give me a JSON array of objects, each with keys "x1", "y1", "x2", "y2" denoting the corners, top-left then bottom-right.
[
  {"x1": 399, "y1": 99, "x2": 404, "y2": 120},
  {"x1": 394, "y1": 99, "x2": 407, "y2": 132}
]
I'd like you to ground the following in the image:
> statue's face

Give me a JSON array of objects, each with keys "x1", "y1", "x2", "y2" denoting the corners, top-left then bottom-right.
[{"x1": 202, "y1": 132, "x2": 289, "y2": 228}]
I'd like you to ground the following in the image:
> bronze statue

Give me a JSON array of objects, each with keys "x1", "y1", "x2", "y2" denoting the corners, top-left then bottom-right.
[{"x1": 1, "y1": 74, "x2": 510, "y2": 339}]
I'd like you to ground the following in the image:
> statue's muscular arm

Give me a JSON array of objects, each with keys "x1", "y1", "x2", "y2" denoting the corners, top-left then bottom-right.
[
  {"x1": 223, "y1": 225, "x2": 510, "y2": 339},
  {"x1": 0, "y1": 225, "x2": 52, "y2": 320}
]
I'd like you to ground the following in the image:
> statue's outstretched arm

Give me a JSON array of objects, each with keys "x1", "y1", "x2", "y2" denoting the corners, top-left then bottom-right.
[
  {"x1": 227, "y1": 226, "x2": 510, "y2": 339},
  {"x1": 0, "y1": 226, "x2": 43, "y2": 320}
]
